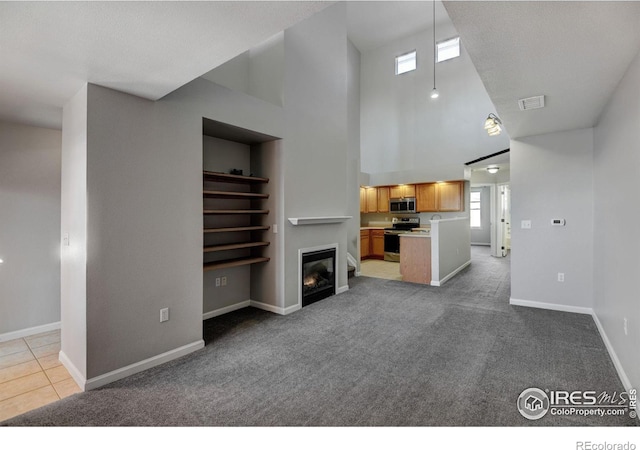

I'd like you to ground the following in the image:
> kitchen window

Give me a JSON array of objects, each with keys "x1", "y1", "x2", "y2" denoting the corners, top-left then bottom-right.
[{"x1": 470, "y1": 191, "x2": 481, "y2": 228}]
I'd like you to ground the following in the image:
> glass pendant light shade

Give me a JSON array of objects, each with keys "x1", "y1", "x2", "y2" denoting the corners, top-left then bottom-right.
[
  {"x1": 430, "y1": 88, "x2": 439, "y2": 99},
  {"x1": 484, "y1": 113, "x2": 502, "y2": 136}
]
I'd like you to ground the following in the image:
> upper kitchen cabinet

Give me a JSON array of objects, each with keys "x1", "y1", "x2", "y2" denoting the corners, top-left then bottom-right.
[
  {"x1": 416, "y1": 181, "x2": 464, "y2": 212},
  {"x1": 360, "y1": 186, "x2": 390, "y2": 213},
  {"x1": 365, "y1": 187, "x2": 378, "y2": 213},
  {"x1": 437, "y1": 181, "x2": 464, "y2": 212},
  {"x1": 416, "y1": 183, "x2": 437, "y2": 212},
  {"x1": 377, "y1": 186, "x2": 389, "y2": 213},
  {"x1": 389, "y1": 184, "x2": 415, "y2": 199}
]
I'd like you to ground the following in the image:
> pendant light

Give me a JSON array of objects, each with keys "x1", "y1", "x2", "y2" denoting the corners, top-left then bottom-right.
[
  {"x1": 430, "y1": 0, "x2": 439, "y2": 99},
  {"x1": 484, "y1": 113, "x2": 502, "y2": 136}
]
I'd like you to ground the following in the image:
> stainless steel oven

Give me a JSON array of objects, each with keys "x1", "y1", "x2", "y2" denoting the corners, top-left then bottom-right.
[{"x1": 383, "y1": 217, "x2": 420, "y2": 262}]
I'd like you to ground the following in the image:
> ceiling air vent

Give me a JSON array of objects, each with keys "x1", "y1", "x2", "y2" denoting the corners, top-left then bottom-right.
[{"x1": 518, "y1": 95, "x2": 545, "y2": 111}]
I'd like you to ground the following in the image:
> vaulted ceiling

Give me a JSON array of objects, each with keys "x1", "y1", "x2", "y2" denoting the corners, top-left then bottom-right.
[
  {"x1": 444, "y1": 1, "x2": 640, "y2": 139},
  {"x1": 0, "y1": 1, "x2": 330, "y2": 129},
  {"x1": 2, "y1": 0, "x2": 640, "y2": 142}
]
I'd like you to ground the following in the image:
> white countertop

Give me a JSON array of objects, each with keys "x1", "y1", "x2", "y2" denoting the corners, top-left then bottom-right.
[{"x1": 400, "y1": 232, "x2": 431, "y2": 238}]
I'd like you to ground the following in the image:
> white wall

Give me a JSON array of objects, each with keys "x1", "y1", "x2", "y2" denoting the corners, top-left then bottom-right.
[
  {"x1": 58, "y1": 3, "x2": 355, "y2": 385},
  {"x1": 83, "y1": 84, "x2": 204, "y2": 380},
  {"x1": 360, "y1": 13, "x2": 509, "y2": 185},
  {"x1": 510, "y1": 128, "x2": 594, "y2": 312},
  {"x1": 347, "y1": 39, "x2": 361, "y2": 267},
  {"x1": 282, "y1": 4, "x2": 351, "y2": 308},
  {"x1": 430, "y1": 217, "x2": 471, "y2": 285},
  {"x1": 60, "y1": 85, "x2": 88, "y2": 378},
  {"x1": 593, "y1": 46, "x2": 640, "y2": 391},
  {"x1": 202, "y1": 32, "x2": 284, "y2": 108},
  {"x1": 0, "y1": 122, "x2": 61, "y2": 337}
]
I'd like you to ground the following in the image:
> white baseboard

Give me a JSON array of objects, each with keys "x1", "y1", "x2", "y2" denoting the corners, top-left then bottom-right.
[
  {"x1": 337, "y1": 284, "x2": 349, "y2": 295},
  {"x1": 591, "y1": 312, "x2": 633, "y2": 394},
  {"x1": 250, "y1": 299, "x2": 285, "y2": 315},
  {"x1": 431, "y1": 260, "x2": 471, "y2": 287},
  {"x1": 509, "y1": 298, "x2": 593, "y2": 315},
  {"x1": 282, "y1": 303, "x2": 301, "y2": 315},
  {"x1": 0, "y1": 321, "x2": 61, "y2": 342},
  {"x1": 509, "y1": 297, "x2": 635, "y2": 410},
  {"x1": 82, "y1": 340, "x2": 204, "y2": 391},
  {"x1": 58, "y1": 350, "x2": 86, "y2": 391},
  {"x1": 202, "y1": 301, "x2": 251, "y2": 320}
]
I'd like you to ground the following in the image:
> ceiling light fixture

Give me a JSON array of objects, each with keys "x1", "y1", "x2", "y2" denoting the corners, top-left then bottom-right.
[
  {"x1": 430, "y1": 0, "x2": 439, "y2": 100},
  {"x1": 487, "y1": 166, "x2": 499, "y2": 174},
  {"x1": 484, "y1": 113, "x2": 502, "y2": 136}
]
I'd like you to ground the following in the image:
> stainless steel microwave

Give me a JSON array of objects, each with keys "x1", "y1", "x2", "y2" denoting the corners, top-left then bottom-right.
[{"x1": 389, "y1": 198, "x2": 416, "y2": 213}]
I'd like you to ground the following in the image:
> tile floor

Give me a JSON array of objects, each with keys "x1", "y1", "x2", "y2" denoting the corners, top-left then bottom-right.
[
  {"x1": 359, "y1": 259, "x2": 403, "y2": 281},
  {"x1": 0, "y1": 330, "x2": 81, "y2": 422}
]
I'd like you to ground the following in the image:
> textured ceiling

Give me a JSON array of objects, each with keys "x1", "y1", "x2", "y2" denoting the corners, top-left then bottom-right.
[
  {"x1": 347, "y1": 1, "x2": 450, "y2": 53},
  {"x1": 444, "y1": 1, "x2": 640, "y2": 139},
  {"x1": 0, "y1": 1, "x2": 330, "y2": 129}
]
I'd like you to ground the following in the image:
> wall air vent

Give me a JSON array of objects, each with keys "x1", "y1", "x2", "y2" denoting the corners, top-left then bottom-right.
[{"x1": 518, "y1": 95, "x2": 545, "y2": 111}]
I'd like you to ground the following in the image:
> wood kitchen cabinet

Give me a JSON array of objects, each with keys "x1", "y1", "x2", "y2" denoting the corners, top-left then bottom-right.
[
  {"x1": 365, "y1": 188, "x2": 378, "y2": 213},
  {"x1": 377, "y1": 187, "x2": 390, "y2": 213},
  {"x1": 416, "y1": 183, "x2": 437, "y2": 212},
  {"x1": 416, "y1": 181, "x2": 464, "y2": 212},
  {"x1": 389, "y1": 184, "x2": 415, "y2": 199},
  {"x1": 361, "y1": 229, "x2": 385, "y2": 260},
  {"x1": 361, "y1": 186, "x2": 390, "y2": 213},
  {"x1": 360, "y1": 229, "x2": 371, "y2": 259},
  {"x1": 437, "y1": 181, "x2": 463, "y2": 212},
  {"x1": 370, "y1": 229, "x2": 385, "y2": 259}
]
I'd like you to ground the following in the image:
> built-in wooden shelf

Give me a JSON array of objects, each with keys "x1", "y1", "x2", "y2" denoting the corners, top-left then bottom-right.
[
  {"x1": 204, "y1": 209, "x2": 269, "y2": 215},
  {"x1": 203, "y1": 190, "x2": 269, "y2": 200},
  {"x1": 204, "y1": 225, "x2": 270, "y2": 234},
  {"x1": 203, "y1": 256, "x2": 270, "y2": 272},
  {"x1": 204, "y1": 241, "x2": 270, "y2": 253},
  {"x1": 203, "y1": 171, "x2": 269, "y2": 184}
]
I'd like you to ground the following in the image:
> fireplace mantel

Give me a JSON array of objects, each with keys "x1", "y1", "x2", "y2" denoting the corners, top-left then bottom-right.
[{"x1": 288, "y1": 216, "x2": 352, "y2": 226}]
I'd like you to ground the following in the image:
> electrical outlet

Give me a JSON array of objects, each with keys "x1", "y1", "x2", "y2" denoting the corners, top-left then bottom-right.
[
  {"x1": 160, "y1": 308, "x2": 169, "y2": 323},
  {"x1": 557, "y1": 273, "x2": 565, "y2": 282},
  {"x1": 521, "y1": 220, "x2": 532, "y2": 229},
  {"x1": 624, "y1": 317, "x2": 628, "y2": 336},
  {"x1": 221, "y1": 276, "x2": 227, "y2": 286},
  {"x1": 215, "y1": 277, "x2": 220, "y2": 287}
]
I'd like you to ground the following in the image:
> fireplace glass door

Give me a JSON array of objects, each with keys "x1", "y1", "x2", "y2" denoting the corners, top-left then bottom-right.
[{"x1": 301, "y1": 248, "x2": 336, "y2": 307}]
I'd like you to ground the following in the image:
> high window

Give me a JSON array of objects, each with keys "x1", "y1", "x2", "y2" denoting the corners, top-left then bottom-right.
[
  {"x1": 395, "y1": 50, "x2": 417, "y2": 75},
  {"x1": 436, "y1": 37, "x2": 460, "y2": 63}
]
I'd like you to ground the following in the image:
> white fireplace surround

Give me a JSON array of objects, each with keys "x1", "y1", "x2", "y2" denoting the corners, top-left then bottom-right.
[{"x1": 298, "y1": 243, "x2": 344, "y2": 308}]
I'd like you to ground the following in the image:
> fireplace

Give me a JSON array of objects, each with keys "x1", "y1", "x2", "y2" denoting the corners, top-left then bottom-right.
[{"x1": 300, "y1": 246, "x2": 336, "y2": 307}]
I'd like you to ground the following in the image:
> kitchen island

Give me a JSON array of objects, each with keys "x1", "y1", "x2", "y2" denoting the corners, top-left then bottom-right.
[
  {"x1": 398, "y1": 216, "x2": 471, "y2": 286},
  {"x1": 399, "y1": 233, "x2": 431, "y2": 284}
]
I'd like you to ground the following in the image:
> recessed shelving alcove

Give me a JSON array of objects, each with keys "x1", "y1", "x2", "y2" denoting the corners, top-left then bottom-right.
[{"x1": 202, "y1": 118, "x2": 280, "y2": 321}]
